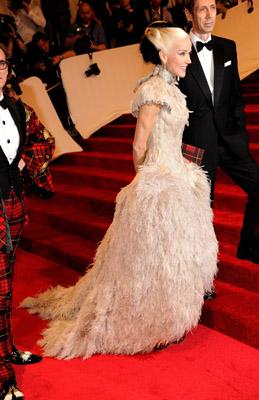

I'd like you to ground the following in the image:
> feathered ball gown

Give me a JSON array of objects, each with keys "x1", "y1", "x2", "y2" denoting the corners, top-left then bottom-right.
[{"x1": 21, "y1": 65, "x2": 218, "y2": 359}]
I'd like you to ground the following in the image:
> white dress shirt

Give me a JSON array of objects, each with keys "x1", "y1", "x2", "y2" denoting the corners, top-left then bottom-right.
[
  {"x1": 190, "y1": 31, "x2": 214, "y2": 101},
  {"x1": 0, "y1": 95, "x2": 20, "y2": 164}
]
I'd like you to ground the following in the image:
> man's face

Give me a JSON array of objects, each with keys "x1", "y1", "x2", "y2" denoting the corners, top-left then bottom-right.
[
  {"x1": 37, "y1": 38, "x2": 50, "y2": 53},
  {"x1": 78, "y1": 3, "x2": 93, "y2": 24},
  {"x1": 186, "y1": 0, "x2": 217, "y2": 35},
  {"x1": 0, "y1": 49, "x2": 8, "y2": 94}
]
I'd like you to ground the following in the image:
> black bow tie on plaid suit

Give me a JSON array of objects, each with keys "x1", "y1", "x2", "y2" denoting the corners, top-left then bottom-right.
[
  {"x1": 196, "y1": 40, "x2": 213, "y2": 52},
  {"x1": 0, "y1": 98, "x2": 8, "y2": 109}
]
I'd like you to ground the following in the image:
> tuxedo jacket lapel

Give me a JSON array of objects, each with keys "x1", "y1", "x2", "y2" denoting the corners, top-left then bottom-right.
[
  {"x1": 212, "y1": 37, "x2": 224, "y2": 108},
  {"x1": 5, "y1": 97, "x2": 26, "y2": 156},
  {"x1": 189, "y1": 45, "x2": 213, "y2": 106}
]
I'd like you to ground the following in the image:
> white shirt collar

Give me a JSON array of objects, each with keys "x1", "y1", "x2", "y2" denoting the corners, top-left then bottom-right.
[
  {"x1": 190, "y1": 30, "x2": 212, "y2": 47},
  {"x1": 0, "y1": 93, "x2": 4, "y2": 101},
  {"x1": 152, "y1": 7, "x2": 161, "y2": 15}
]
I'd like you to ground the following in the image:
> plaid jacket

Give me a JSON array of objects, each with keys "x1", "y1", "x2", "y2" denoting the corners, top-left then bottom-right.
[{"x1": 22, "y1": 103, "x2": 55, "y2": 193}]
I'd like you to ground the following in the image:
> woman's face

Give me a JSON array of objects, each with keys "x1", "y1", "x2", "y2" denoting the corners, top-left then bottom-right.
[{"x1": 161, "y1": 36, "x2": 192, "y2": 78}]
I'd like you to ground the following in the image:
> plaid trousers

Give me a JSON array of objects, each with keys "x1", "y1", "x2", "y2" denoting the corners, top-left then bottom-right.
[{"x1": 0, "y1": 191, "x2": 28, "y2": 389}]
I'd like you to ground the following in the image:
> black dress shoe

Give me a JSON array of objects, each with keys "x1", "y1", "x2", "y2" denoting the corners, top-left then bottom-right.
[
  {"x1": 8, "y1": 347, "x2": 42, "y2": 365},
  {"x1": 0, "y1": 380, "x2": 24, "y2": 400},
  {"x1": 236, "y1": 246, "x2": 259, "y2": 264},
  {"x1": 204, "y1": 290, "x2": 216, "y2": 301}
]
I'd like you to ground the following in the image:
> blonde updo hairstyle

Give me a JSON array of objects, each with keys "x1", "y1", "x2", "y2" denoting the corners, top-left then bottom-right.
[{"x1": 140, "y1": 22, "x2": 189, "y2": 65}]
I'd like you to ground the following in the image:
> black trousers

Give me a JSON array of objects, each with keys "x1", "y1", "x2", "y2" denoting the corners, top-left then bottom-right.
[{"x1": 210, "y1": 144, "x2": 259, "y2": 249}]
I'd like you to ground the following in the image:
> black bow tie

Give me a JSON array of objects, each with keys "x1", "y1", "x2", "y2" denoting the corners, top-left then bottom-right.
[
  {"x1": 0, "y1": 98, "x2": 8, "y2": 110},
  {"x1": 196, "y1": 40, "x2": 213, "y2": 53}
]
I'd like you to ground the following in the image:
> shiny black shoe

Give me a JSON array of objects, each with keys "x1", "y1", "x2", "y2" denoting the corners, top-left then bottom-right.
[
  {"x1": 0, "y1": 379, "x2": 24, "y2": 400},
  {"x1": 9, "y1": 347, "x2": 42, "y2": 365},
  {"x1": 236, "y1": 246, "x2": 259, "y2": 264},
  {"x1": 204, "y1": 290, "x2": 216, "y2": 301}
]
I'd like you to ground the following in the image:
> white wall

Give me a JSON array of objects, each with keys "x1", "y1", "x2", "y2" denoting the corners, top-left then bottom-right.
[{"x1": 60, "y1": 44, "x2": 152, "y2": 138}]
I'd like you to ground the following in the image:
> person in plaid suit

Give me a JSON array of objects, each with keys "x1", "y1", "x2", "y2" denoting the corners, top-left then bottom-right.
[
  {"x1": 0, "y1": 46, "x2": 42, "y2": 400},
  {"x1": 4, "y1": 79, "x2": 55, "y2": 200}
]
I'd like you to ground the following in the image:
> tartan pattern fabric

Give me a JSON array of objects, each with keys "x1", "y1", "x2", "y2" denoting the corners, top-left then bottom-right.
[
  {"x1": 0, "y1": 192, "x2": 28, "y2": 255},
  {"x1": 22, "y1": 104, "x2": 55, "y2": 193},
  {"x1": 0, "y1": 289, "x2": 15, "y2": 388},
  {"x1": 182, "y1": 143, "x2": 205, "y2": 166},
  {"x1": 0, "y1": 192, "x2": 27, "y2": 389}
]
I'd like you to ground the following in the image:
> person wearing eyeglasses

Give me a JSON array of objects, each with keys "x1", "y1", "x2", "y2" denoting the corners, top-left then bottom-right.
[{"x1": 0, "y1": 47, "x2": 42, "y2": 400}]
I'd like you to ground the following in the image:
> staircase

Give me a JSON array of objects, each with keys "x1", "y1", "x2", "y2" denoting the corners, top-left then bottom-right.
[{"x1": 21, "y1": 71, "x2": 259, "y2": 349}]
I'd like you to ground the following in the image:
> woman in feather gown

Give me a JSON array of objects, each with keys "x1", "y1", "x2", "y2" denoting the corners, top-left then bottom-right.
[{"x1": 21, "y1": 23, "x2": 218, "y2": 359}]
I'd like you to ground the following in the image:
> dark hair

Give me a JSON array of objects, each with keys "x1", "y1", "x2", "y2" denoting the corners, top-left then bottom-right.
[
  {"x1": 140, "y1": 36, "x2": 162, "y2": 65},
  {"x1": 184, "y1": 0, "x2": 195, "y2": 12},
  {"x1": 140, "y1": 21, "x2": 178, "y2": 65},
  {"x1": 0, "y1": 45, "x2": 8, "y2": 59},
  {"x1": 32, "y1": 31, "x2": 48, "y2": 45},
  {"x1": 78, "y1": 0, "x2": 94, "y2": 9}
]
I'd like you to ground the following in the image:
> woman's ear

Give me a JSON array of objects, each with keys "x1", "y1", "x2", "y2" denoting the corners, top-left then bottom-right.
[
  {"x1": 184, "y1": 7, "x2": 193, "y2": 24},
  {"x1": 159, "y1": 50, "x2": 167, "y2": 66}
]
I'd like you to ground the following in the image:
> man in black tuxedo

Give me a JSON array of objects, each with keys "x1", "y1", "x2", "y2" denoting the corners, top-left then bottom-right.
[
  {"x1": 179, "y1": 0, "x2": 259, "y2": 273},
  {"x1": 0, "y1": 46, "x2": 42, "y2": 400}
]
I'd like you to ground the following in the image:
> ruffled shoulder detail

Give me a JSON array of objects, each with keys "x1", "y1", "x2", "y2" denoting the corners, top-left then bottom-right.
[{"x1": 132, "y1": 67, "x2": 173, "y2": 118}]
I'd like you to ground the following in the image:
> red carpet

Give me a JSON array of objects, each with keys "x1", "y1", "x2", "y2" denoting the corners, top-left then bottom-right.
[
  {"x1": 11, "y1": 71, "x2": 259, "y2": 397},
  {"x1": 13, "y1": 250, "x2": 259, "y2": 400}
]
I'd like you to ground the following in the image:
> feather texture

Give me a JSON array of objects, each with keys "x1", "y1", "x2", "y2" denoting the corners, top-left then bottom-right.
[{"x1": 21, "y1": 65, "x2": 218, "y2": 359}]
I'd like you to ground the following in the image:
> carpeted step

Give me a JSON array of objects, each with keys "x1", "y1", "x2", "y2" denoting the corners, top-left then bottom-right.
[
  {"x1": 27, "y1": 188, "x2": 245, "y2": 251},
  {"x1": 242, "y1": 83, "x2": 259, "y2": 95},
  {"x1": 46, "y1": 182, "x2": 117, "y2": 215},
  {"x1": 242, "y1": 72, "x2": 259, "y2": 84},
  {"x1": 112, "y1": 114, "x2": 136, "y2": 124},
  {"x1": 216, "y1": 168, "x2": 236, "y2": 185},
  {"x1": 26, "y1": 200, "x2": 111, "y2": 243},
  {"x1": 86, "y1": 137, "x2": 259, "y2": 158},
  {"x1": 87, "y1": 137, "x2": 132, "y2": 153},
  {"x1": 96, "y1": 124, "x2": 135, "y2": 138},
  {"x1": 249, "y1": 142, "x2": 259, "y2": 161},
  {"x1": 214, "y1": 183, "x2": 246, "y2": 213},
  {"x1": 218, "y1": 242, "x2": 259, "y2": 294},
  {"x1": 53, "y1": 165, "x2": 132, "y2": 191},
  {"x1": 245, "y1": 105, "x2": 259, "y2": 124},
  {"x1": 56, "y1": 151, "x2": 134, "y2": 172},
  {"x1": 25, "y1": 203, "x2": 259, "y2": 296},
  {"x1": 244, "y1": 93, "x2": 259, "y2": 104},
  {"x1": 201, "y1": 280, "x2": 259, "y2": 349},
  {"x1": 214, "y1": 210, "x2": 243, "y2": 243},
  {"x1": 21, "y1": 222, "x2": 97, "y2": 272},
  {"x1": 247, "y1": 125, "x2": 259, "y2": 143},
  {"x1": 93, "y1": 123, "x2": 259, "y2": 143}
]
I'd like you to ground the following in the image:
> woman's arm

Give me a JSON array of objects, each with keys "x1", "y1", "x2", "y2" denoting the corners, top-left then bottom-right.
[{"x1": 132, "y1": 104, "x2": 161, "y2": 172}]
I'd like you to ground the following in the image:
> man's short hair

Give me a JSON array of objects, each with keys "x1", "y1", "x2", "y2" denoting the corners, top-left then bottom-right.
[
  {"x1": 184, "y1": 0, "x2": 196, "y2": 13},
  {"x1": 32, "y1": 31, "x2": 48, "y2": 45}
]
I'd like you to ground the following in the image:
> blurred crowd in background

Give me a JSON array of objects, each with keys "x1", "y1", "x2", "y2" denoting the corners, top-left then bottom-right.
[
  {"x1": 0, "y1": 0, "x2": 244, "y2": 86},
  {"x1": 0, "y1": 0, "x2": 249, "y2": 199}
]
